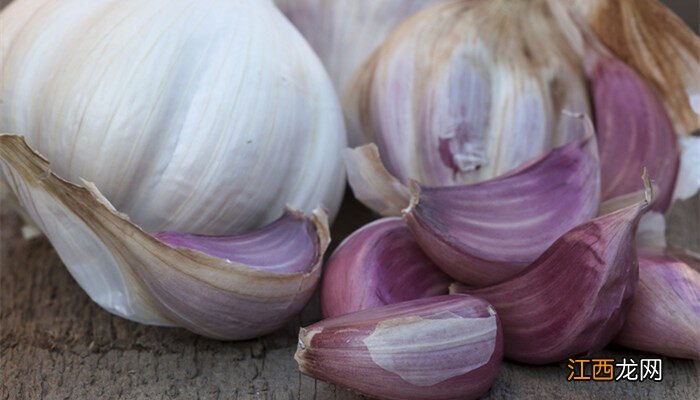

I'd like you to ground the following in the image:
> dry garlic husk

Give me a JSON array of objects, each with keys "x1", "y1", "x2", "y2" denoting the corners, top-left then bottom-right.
[
  {"x1": 0, "y1": 135, "x2": 330, "y2": 340},
  {"x1": 614, "y1": 249, "x2": 700, "y2": 360},
  {"x1": 344, "y1": 0, "x2": 590, "y2": 199},
  {"x1": 452, "y1": 183, "x2": 650, "y2": 364},
  {"x1": 0, "y1": 0, "x2": 346, "y2": 235},
  {"x1": 321, "y1": 218, "x2": 451, "y2": 318},
  {"x1": 570, "y1": 0, "x2": 700, "y2": 137},
  {"x1": 584, "y1": 42, "x2": 680, "y2": 211},
  {"x1": 296, "y1": 295, "x2": 503, "y2": 400},
  {"x1": 404, "y1": 133, "x2": 600, "y2": 286}
]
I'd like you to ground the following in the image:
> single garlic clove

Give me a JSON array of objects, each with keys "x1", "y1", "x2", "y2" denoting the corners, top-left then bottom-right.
[
  {"x1": 451, "y1": 178, "x2": 650, "y2": 364},
  {"x1": 321, "y1": 217, "x2": 452, "y2": 318},
  {"x1": 345, "y1": 0, "x2": 591, "y2": 189},
  {"x1": 403, "y1": 132, "x2": 600, "y2": 286},
  {"x1": 570, "y1": 0, "x2": 700, "y2": 137},
  {"x1": 585, "y1": 47, "x2": 680, "y2": 212},
  {"x1": 614, "y1": 249, "x2": 700, "y2": 360},
  {"x1": 0, "y1": 134, "x2": 329, "y2": 340},
  {"x1": 296, "y1": 295, "x2": 503, "y2": 400}
]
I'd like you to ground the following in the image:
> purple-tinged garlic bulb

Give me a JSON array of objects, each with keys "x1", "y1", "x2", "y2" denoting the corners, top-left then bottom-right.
[
  {"x1": 345, "y1": 0, "x2": 590, "y2": 194},
  {"x1": 296, "y1": 295, "x2": 503, "y2": 400}
]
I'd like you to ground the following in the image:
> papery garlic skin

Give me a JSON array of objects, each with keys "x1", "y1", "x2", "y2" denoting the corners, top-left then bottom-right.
[
  {"x1": 570, "y1": 0, "x2": 700, "y2": 137},
  {"x1": 0, "y1": 0, "x2": 346, "y2": 235},
  {"x1": 0, "y1": 135, "x2": 330, "y2": 340},
  {"x1": 615, "y1": 249, "x2": 700, "y2": 360},
  {"x1": 673, "y1": 137, "x2": 700, "y2": 201},
  {"x1": 453, "y1": 190, "x2": 648, "y2": 364},
  {"x1": 321, "y1": 217, "x2": 451, "y2": 318},
  {"x1": 296, "y1": 295, "x2": 503, "y2": 400},
  {"x1": 345, "y1": 0, "x2": 590, "y2": 187}
]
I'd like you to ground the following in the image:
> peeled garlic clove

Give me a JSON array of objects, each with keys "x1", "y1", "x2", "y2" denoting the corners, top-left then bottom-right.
[
  {"x1": 452, "y1": 183, "x2": 650, "y2": 364},
  {"x1": 1, "y1": 0, "x2": 346, "y2": 235},
  {"x1": 585, "y1": 48, "x2": 680, "y2": 211},
  {"x1": 345, "y1": 0, "x2": 590, "y2": 187},
  {"x1": 570, "y1": 0, "x2": 700, "y2": 137},
  {"x1": 296, "y1": 295, "x2": 503, "y2": 400},
  {"x1": 321, "y1": 217, "x2": 451, "y2": 318},
  {"x1": 0, "y1": 135, "x2": 329, "y2": 340},
  {"x1": 403, "y1": 133, "x2": 600, "y2": 286},
  {"x1": 614, "y1": 249, "x2": 700, "y2": 360}
]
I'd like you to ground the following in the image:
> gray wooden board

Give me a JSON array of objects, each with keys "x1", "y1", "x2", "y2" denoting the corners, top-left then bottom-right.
[{"x1": 1, "y1": 195, "x2": 699, "y2": 399}]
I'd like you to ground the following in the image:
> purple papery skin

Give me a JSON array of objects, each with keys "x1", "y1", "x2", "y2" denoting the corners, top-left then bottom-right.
[
  {"x1": 589, "y1": 53, "x2": 679, "y2": 212},
  {"x1": 454, "y1": 200, "x2": 645, "y2": 364},
  {"x1": 321, "y1": 218, "x2": 452, "y2": 318},
  {"x1": 154, "y1": 209, "x2": 318, "y2": 274},
  {"x1": 405, "y1": 135, "x2": 600, "y2": 286},
  {"x1": 297, "y1": 295, "x2": 503, "y2": 400},
  {"x1": 615, "y1": 249, "x2": 700, "y2": 359}
]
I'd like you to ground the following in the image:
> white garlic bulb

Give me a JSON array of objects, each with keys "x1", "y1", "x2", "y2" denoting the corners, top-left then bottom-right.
[
  {"x1": 0, "y1": 0, "x2": 345, "y2": 340},
  {"x1": 1, "y1": 0, "x2": 346, "y2": 235}
]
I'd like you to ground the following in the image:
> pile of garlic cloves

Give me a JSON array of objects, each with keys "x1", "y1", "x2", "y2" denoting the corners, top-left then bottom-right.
[
  {"x1": 0, "y1": 0, "x2": 698, "y2": 399},
  {"x1": 285, "y1": 0, "x2": 699, "y2": 398}
]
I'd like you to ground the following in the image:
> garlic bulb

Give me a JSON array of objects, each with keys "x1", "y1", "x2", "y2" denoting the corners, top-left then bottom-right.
[
  {"x1": 345, "y1": 0, "x2": 590, "y2": 190},
  {"x1": 0, "y1": 0, "x2": 346, "y2": 339},
  {"x1": 274, "y1": 0, "x2": 443, "y2": 97},
  {"x1": 1, "y1": 0, "x2": 346, "y2": 235},
  {"x1": 0, "y1": 135, "x2": 330, "y2": 340},
  {"x1": 570, "y1": 0, "x2": 700, "y2": 137},
  {"x1": 275, "y1": 0, "x2": 445, "y2": 147}
]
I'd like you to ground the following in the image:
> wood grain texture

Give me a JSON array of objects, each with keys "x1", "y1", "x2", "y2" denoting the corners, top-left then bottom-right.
[{"x1": 1, "y1": 194, "x2": 699, "y2": 400}]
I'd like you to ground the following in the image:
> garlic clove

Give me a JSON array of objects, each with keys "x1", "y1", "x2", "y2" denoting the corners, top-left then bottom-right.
[
  {"x1": 585, "y1": 47, "x2": 680, "y2": 212},
  {"x1": 296, "y1": 295, "x2": 503, "y2": 400},
  {"x1": 570, "y1": 0, "x2": 700, "y2": 137},
  {"x1": 343, "y1": 144, "x2": 412, "y2": 216},
  {"x1": 666, "y1": 191, "x2": 700, "y2": 259},
  {"x1": 614, "y1": 249, "x2": 700, "y2": 360},
  {"x1": 321, "y1": 217, "x2": 451, "y2": 318},
  {"x1": 0, "y1": 134, "x2": 329, "y2": 340},
  {"x1": 403, "y1": 132, "x2": 600, "y2": 286},
  {"x1": 344, "y1": 0, "x2": 591, "y2": 188},
  {"x1": 451, "y1": 177, "x2": 650, "y2": 364}
]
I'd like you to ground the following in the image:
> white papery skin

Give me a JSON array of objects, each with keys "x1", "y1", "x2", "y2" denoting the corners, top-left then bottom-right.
[
  {"x1": 346, "y1": 0, "x2": 590, "y2": 186},
  {"x1": 1, "y1": 0, "x2": 346, "y2": 235}
]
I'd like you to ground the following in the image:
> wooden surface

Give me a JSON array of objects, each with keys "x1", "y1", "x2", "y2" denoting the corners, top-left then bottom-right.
[{"x1": 1, "y1": 193, "x2": 699, "y2": 400}]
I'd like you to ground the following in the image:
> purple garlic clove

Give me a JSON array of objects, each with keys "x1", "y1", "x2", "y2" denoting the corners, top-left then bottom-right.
[
  {"x1": 615, "y1": 249, "x2": 700, "y2": 360},
  {"x1": 296, "y1": 295, "x2": 503, "y2": 400},
  {"x1": 404, "y1": 132, "x2": 600, "y2": 286},
  {"x1": 586, "y1": 48, "x2": 680, "y2": 211},
  {"x1": 320, "y1": 217, "x2": 452, "y2": 318},
  {"x1": 452, "y1": 181, "x2": 650, "y2": 364}
]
